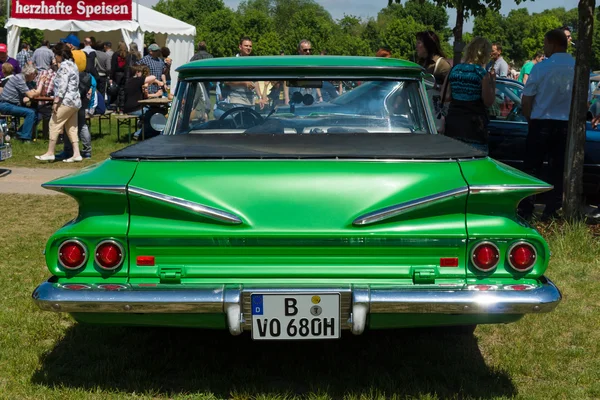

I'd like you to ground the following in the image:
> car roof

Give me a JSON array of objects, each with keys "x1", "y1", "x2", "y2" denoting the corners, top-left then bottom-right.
[{"x1": 177, "y1": 56, "x2": 424, "y2": 79}]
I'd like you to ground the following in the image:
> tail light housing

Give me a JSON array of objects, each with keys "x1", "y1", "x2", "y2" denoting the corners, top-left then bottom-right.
[
  {"x1": 471, "y1": 241, "x2": 500, "y2": 272},
  {"x1": 95, "y1": 240, "x2": 125, "y2": 270},
  {"x1": 58, "y1": 240, "x2": 88, "y2": 270},
  {"x1": 508, "y1": 242, "x2": 537, "y2": 272}
]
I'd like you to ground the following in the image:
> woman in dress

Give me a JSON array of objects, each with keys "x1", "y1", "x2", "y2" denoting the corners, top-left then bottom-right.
[
  {"x1": 35, "y1": 42, "x2": 82, "y2": 162},
  {"x1": 441, "y1": 37, "x2": 496, "y2": 152}
]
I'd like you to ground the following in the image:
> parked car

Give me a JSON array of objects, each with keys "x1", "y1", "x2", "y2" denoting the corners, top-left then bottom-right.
[
  {"x1": 0, "y1": 119, "x2": 12, "y2": 161},
  {"x1": 488, "y1": 78, "x2": 600, "y2": 201},
  {"x1": 32, "y1": 57, "x2": 561, "y2": 339}
]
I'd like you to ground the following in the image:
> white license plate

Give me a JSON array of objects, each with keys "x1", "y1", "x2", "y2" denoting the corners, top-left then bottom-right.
[{"x1": 251, "y1": 293, "x2": 340, "y2": 340}]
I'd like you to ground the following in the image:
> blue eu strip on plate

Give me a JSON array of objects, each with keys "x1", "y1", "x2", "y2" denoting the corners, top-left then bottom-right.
[{"x1": 251, "y1": 294, "x2": 263, "y2": 315}]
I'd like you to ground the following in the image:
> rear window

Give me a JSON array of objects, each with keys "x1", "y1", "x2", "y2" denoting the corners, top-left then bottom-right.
[{"x1": 166, "y1": 78, "x2": 432, "y2": 135}]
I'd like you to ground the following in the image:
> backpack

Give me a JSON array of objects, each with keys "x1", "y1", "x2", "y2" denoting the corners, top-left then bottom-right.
[
  {"x1": 79, "y1": 72, "x2": 92, "y2": 97},
  {"x1": 94, "y1": 91, "x2": 106, "y2": 115},
  {"x1": 85, "y1": 52, "x2": 99, "y2": 80}
]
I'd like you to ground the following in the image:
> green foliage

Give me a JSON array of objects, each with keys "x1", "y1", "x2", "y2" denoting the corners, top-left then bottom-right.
[
  {"x1": 199, "y1": 8, "x2": 243, "y2": 57},
  {"x1": 381, "y1": 16, "x2": 427, "y2": 60},
  {"x1": 154, "y1": 0, "x2": 225, "y2": 31}
]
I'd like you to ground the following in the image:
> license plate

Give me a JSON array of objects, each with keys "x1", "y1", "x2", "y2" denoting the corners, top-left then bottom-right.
[{"x1": 251, "y1": 293, "x2": 340, "y2": 340}]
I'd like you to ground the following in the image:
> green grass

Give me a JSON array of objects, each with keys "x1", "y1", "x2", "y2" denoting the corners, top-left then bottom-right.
[
  {"x1": 1, "y1": 194, "x2": 598, "y2": 399},
  {"x1": 2, "y1": 115, "x2": 131, "y2": 169}
]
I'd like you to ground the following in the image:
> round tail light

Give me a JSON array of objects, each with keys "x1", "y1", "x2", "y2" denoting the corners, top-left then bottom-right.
[
  {"x1": 58, "y1": 240, "x2": 88, "y2": 270},
  {"x1": 508, "y1": 242, "x2": 537, "y2": 272},
  {"x1": 471, "y1": 241, "x2": 500, "y2": 272},
  {"x1": 95, "y1": 240, "x2": 124, "y2": 270}
]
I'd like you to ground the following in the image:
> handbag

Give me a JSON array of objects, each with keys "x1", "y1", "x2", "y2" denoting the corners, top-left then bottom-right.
[{"x1": 435, "y1": 63, "x2": 456, "y2": 134}]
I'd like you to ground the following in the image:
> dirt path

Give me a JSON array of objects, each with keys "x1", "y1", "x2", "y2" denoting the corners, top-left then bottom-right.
[{"x1": 0, "y1": 167, "x2": 78, "y2": 195}]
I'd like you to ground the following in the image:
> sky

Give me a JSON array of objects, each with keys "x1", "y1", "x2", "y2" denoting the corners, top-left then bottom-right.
[{"x1": 137, "y1": 0, "x2": 580, "y2": 33}]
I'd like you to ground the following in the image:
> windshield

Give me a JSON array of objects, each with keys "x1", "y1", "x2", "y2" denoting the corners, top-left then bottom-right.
[{"x1": 167, "y1": 78, "x2": 431, "y2": 135}]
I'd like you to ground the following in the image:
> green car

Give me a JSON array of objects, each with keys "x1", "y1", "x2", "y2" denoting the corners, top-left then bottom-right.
[{"x1": 33, "y1": 56, "x2": 561, "y2": 340}]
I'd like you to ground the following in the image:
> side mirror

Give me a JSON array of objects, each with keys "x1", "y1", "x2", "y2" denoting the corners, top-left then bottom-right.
[
  {"x1": 423, "y1": 73, "x2": 436, "y2": 90},
  {"x1": 150, "y1": 113, "x2": 167, "y2": 132}
]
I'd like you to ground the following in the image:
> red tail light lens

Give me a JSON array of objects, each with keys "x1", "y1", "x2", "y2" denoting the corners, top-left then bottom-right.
[
  {"x1": 95, "y1": 240, "x2": 124, "y2": 270},
  {"x1": 471, "y1": 241, "x2": 500, "y2": 272},
  {"x1": 508, "y1": 242, "x2": 537, "y2": 272},
  {"x1": 58, "y1": 240, "x2": 88, "y2": 270}
]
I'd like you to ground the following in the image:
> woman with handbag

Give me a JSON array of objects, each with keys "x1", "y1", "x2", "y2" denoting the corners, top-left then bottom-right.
[{"x1": 440, "y1": 37, "x2": 496, "y2": 153}]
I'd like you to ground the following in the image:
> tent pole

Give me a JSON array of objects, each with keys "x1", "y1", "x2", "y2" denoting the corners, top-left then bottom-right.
[
  {"x1": 7, "y1": 0, "x2": 11, "y2": 19},
  {"x1": 136, "y1": 0, "x2": 139, "y2": 22}
]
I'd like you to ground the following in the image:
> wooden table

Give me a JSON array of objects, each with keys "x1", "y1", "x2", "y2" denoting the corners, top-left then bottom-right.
[
  {"x1": 138, "y1": 97, "x2": 171, "y2": 106},
  {"x1": 32, "y1": 96, "x2": 55, "y2": 102},
  {"x1": 138, "y1": 97, "x2": 171, "y2": 140}
]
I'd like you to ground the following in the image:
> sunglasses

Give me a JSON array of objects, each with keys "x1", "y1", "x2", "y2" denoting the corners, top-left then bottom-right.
[{"x1": 302, "y1": 48, "x2": 313, "y2": 53}]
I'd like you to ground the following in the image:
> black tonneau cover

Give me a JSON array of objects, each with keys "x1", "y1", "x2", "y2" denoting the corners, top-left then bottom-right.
[{"x1": 110, "y1": 134, "x2": 485, "y2": 160}]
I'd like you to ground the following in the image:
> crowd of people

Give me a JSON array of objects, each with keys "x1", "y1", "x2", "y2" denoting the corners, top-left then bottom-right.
[
  {"x1": 416, "y1": 26, "x2": 576, "y2": 221},
  {"x1": 0, "y1": 29, "x2": 579, "y2": 218},
  {"x1": 0, "y1": 35, "x2": 172, "y2": 161}
]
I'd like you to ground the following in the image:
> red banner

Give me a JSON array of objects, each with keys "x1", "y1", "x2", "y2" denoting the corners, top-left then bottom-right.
[{"x1": 11, "y1": 0, "x2": 132, "y2": 20}]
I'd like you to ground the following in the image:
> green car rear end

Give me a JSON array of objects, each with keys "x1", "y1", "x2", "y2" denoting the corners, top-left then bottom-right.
[
  {"x1": 33, "y1": 135, "x2": 561, "y2": 339},
  {"x1": 32, "y1": 57, "x2": 560, "y2": 340}
]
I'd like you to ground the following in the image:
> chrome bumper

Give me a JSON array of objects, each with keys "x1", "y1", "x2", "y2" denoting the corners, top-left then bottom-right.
[{"x1": 32, "y1": 277, "x2": 561, "y2": 336}]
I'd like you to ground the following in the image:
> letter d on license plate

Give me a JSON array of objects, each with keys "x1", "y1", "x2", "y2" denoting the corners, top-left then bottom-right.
[{"x1": 251, "y1": 293, "x2": 340, "y2": 340}]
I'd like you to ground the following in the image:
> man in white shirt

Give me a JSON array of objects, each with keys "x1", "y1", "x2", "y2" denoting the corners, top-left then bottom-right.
[{"x1": 520, "y1": 29, "x2": 575, "y2": 220}]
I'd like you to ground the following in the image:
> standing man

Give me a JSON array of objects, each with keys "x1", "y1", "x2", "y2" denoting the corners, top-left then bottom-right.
[
  {"x1": 137, "y1": 44, "x2": 165, "y2": 96},
  {"x1": 190, "y1": 41, "x2": 213, "y2": 61},
  {"x1": 82, "y1": 38, "x2": 96, "y2": 55},
  {"x1": 562, "y1": 26, "x2": 574, "y2": 47},
  {"x1": 520, "y1": 29, "x2": 575, "y2": 221},
  {"x1": 0, "y1": 43, "x2": 21, "y2": 78},
  {"x1": 31, "y1": 40, "x2": 54, "y2": 71},
  {"x1": 488, "y1": 43, "x2": 509, "y2": 78},
  {"x1": 226, "y1": 37, "x2": 265, "y2": 108},
  {"x1": 16, "y1": 43, "x2": 32, "y2": 69},
  {"x1": 284, "y1": 40, "x2": 322, "y2": 105},
  {"x1": 518, "y1": 51, "x2": 544, "y2": 85},
  {"x1": 60, "y1": 34, "x2": 87, "y2": 72},
  {"x1": 104, "y1": 42, "x2": 114, "y2": 61},
  {"x1": 93, "y1": 42, "x2": 110, "y2": 96}
]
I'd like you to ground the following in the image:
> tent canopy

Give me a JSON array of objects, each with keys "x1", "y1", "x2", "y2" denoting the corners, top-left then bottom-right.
[{"x1": 5, "y1": 3, "x2": 196, "y2": 84}]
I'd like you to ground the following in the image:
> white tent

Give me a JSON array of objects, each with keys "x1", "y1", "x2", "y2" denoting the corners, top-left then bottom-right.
[{"x1": 4, "y1": 3, "x2": 196, "y2": 85}]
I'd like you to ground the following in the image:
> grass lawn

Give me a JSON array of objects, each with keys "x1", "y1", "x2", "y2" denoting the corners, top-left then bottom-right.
[
  {"x1": 2, "y1": 115, "x2": 133, "y2": 169},
  {"x1": 1, "y1": 195, "x2": 599, "y2": 400}
]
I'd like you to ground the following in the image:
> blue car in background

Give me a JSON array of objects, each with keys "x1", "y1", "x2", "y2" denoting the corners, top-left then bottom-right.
[{"x1": 488, "y1": 78, "x2": 600, "y2": 201}]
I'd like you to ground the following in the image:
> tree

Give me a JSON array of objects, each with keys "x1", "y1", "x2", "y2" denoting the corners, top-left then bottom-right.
[
  {"x1": 199, "y1": 8, "x2": 243, "y2": 57},
  {"x1": 473, "y1": 10, "x2": 506, "y2": 48},
  {"x1": 564, "y1": 0, "x2": 596, "y2": 220},
  {"x1": 380, "y1": 16, "x2": 428, "y2": 60},
  {"x1": 154, "y1": 0, "x2": 225, "y2": 31}
]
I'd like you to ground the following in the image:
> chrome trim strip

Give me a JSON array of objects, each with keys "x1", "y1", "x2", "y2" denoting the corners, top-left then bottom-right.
[
  {"x1": 353, "y1": 186, "x2": 469, "y2": 226},
  {"x1": 369, "y1": 278, "x2": 561, "y2": 314},
  {"x1": 33, "y1": 282, "x2": 225, "y2": 313},
  {"x1": 128, "y1": 186, "x2": 243, "y2": 225},
  {"x1": 42, "y1": 184, "x2": 127, "y2": 194},
  {"x1": 32, "y1": 278, "x2": 561, "y2": 316},
  {"x1": 469, "y1": 185, "x2": 553, "y2": 195}
]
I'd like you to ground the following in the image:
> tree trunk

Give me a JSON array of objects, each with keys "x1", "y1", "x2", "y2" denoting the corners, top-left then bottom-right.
[
  {"x1": 564, "y1": 0, "x2": 595, "y2": 220},
  {"x1": 452, "y1": 0, "x2": 464, "y2": 65}
]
